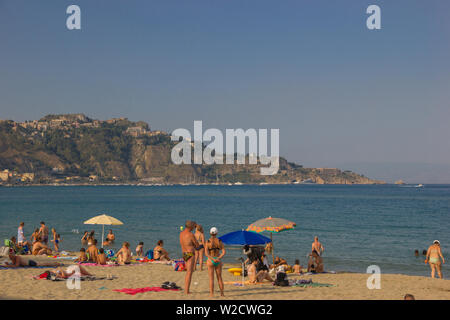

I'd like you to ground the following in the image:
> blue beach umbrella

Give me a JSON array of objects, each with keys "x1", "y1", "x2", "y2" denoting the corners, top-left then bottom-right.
[
  {"x1": 219, "y1": 230, "x2": 272, "y2": 246},
  {"x1": 219, "y1": 230, "x2": 272, "y2": 287}
]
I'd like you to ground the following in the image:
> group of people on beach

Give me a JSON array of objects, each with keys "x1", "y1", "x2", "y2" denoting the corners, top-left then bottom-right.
[{"x1": 7, "y1": 222, "x2": 61, "y2": 256}]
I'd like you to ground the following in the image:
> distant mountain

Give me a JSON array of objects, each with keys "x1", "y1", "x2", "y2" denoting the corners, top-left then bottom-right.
[{"x1": 0, "y1": 114, "x2": 384, "y2": 185}]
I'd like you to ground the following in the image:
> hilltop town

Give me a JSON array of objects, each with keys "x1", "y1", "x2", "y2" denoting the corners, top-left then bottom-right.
[{"x1": 0, "y1": 114, "x2": 385, "y2": 186}]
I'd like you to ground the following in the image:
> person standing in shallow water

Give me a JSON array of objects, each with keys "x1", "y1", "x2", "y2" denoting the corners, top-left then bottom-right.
[
  {"x1": 425, "y1": 240, "x2": 445, "y2": 279},
  {"x1": 205, "y1": 227, "x2": 226, "y2": 297},
  {"x1": 179, "y1": 220, "x2": 199, "y2": 295}
]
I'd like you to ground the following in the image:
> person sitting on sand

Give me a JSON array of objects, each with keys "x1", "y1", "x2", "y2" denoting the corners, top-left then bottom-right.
[
  {"x1": 97, "y1": 248, "x2": 107, "y2": 265},
  {"x1": 136, "y1": 242, "x2": 144, "y2": 257},
  {"x1": 74, "y1": 248, "x2": 88, "y2": 263},
  {"x1": 116, "y1": 241, "x2": 132, "y2": 264},
  {"x1": 154, "y1": 240, "x2": 170, "y2": 261},
  {"x1": 425, "y1": 240, "x2": 445, "y2": 279},
  {"x1": 86, "y1": 239, "x2": 99, "y2": 263},
  {"x1": 293, "y1": 259, "x2": 303, "y2": 274},
  {"x1": 32, "y1": 237, "x2": 52, "y2": 255},
  {"x1": 248, "y1": 259, "x2": 273, "y2": 284},
  {"x1": 2, "y1": 248, "x2": 62, "y2": 268},
  {"x1": 272, "y1": 256, "x2": 289, "y2": 270},
  {"x1": 106, "y1": 229, "x2": 115, "y2": 243}
]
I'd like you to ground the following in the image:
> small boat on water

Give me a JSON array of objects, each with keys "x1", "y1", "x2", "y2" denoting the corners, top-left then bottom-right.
[{"x1": 415, "y1": 184, "x2": 424, "y2": 188}]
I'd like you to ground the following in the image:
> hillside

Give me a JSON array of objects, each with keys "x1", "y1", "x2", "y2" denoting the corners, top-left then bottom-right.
[{"x1": 0, "y1": 115, "x2": 385, "y2": 185}]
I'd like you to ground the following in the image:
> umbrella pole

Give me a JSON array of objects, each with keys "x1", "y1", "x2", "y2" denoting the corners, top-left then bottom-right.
[
  {"x1": 242, "y1": 260, "x2": 245, "y2": 287},
  {"x1": 101, "y1": 224, "x2": 104, "y2": 248},
  {"x1": 271, "y1": 233, "x2": 274, "y2": 265}
]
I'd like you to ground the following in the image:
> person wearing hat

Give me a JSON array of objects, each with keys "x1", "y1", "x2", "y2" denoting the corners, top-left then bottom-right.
[
  {"x1": 425, "y1": 240, "x2": 445, "y2": 279},
  {"x1": 204, "y1": 227, "x2": 226, "y2": 297}
]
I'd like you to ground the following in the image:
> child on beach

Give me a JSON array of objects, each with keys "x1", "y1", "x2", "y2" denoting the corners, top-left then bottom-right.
[
  {"x1": 53, "y1": 234, "x2": 61, "y2": 252},
  {"x1": 136, "y1": 242, "x2": 144, "y2": 257},
  {"x1": 97, "y1": 248, "x2": 107, "y2": 265},
  {"x1": 75, "y1": 248, "x2": 88, "y2": 262},
  {"x1": 293, "y1": 259, "x2": 303, "y2": 274}
]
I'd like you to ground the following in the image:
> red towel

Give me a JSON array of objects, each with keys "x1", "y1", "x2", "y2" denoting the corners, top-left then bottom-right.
[{"x1": 113, "y1": 287, "x2": 179, "y2": 295}]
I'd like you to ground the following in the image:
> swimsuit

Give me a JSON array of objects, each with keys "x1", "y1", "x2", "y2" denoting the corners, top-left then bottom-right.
[
  {"x1": 208, "y1": 257, "x2": 220, "y2": 267},
  {"x1": 183, "y1": 252, "x2": 194, "y2": 262},
  {"x1": 429, "y1": 257, "x2": 440, "y2": 264}
]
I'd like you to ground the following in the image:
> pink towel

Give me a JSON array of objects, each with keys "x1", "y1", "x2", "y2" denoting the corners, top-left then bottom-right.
[{"x1": 113, "y1": 287, "x2": 179, "y2": 295}]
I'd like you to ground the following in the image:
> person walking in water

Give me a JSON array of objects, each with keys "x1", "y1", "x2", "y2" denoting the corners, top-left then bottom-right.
[
  {"x1": 205, "y1": 227, "x2": 226, "y2": 297},
  {"x1": 179, "y1": 220, "x2": 199, "y2": 295},
  {"x1": 312, "y1": 236, "x2": 324, "y2": 256},
  {"x1": 425, "y1": 240, "x2": 445, "y2": 279}
]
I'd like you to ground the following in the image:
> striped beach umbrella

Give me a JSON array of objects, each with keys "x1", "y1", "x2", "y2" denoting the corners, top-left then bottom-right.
[{"x1": 246, "y1": 216, "x2": 296, "y2": 264}]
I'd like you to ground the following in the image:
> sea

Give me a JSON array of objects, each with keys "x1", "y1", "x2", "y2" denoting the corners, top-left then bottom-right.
[{"x1": 0, "y1": 184, "x2": 449, "y2": 276}]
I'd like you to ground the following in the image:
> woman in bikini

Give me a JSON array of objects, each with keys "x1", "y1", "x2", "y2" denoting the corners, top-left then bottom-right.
[
  {"x1": 204, "y1": 227, "x2": 226, "y2": 297},
  {"x1": 153, "y1": 240, "x2": 170, "y2": 261},
  {"x1": 194, "y1": 224, "x2": 206, "y2": 271},
  {"x1": 425, "y1": 240, "x2": 445, "y2": 279}
]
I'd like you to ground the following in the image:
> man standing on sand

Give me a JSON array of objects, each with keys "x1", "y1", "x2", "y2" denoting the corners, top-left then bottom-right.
[
  {"x1": 38, "y1": 221, "x2": 49, "y2": 245},
  {"x1": 425, "y1": 240, "x2": 445, "y2": 279},
  {"x1": 312, "y1": 236, "x2": 324, "y2": 256},
  {"x1": 180, "y1": 220, "x2": 199, "y2": 294}
]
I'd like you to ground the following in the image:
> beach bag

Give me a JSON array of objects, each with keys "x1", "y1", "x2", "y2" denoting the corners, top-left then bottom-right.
[
  {"x1": 173, "y1": 260, "x2": 185, "y2": 271},
  {"x1": 274, "y1": 272, "x2": 289, "y2": 287}
]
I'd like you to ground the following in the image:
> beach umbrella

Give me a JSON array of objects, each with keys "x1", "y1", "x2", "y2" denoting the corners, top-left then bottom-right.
[
  {"x1": 219, "y1": 230, "x2": 272, "y2": 246},
  {"x1": 246, "y1": 216, "x2": 296, "y2": 264},
  {"x1": 83, "y1": 214, "x2": 123, "y2": 248},
  {"x1": 219, "y1": 230, "x2": 271, "y2": 287}
]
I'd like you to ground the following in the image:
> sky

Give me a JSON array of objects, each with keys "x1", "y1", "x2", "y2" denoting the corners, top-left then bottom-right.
[{"x1": 1, "y1": 0, "x2": 449, "y2": 183}]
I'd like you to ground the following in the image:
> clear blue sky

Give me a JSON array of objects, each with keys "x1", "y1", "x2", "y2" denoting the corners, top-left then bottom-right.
[{"x1": 1, "y1": 1, "x2": 449, "y2": 182}]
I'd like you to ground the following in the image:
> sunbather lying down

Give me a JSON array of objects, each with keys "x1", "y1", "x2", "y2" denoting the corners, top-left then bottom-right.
[
  {"x1": 53, "y1": 265, "x2": 92, "y2": 279},
  {"x1": 1, "y1": 249, "x2": 63, "y2": 268}
]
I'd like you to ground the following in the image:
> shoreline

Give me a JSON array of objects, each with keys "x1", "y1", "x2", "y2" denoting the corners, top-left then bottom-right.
[{"x1": 0, "y1": 257, "x2": 449, "y2": 300}]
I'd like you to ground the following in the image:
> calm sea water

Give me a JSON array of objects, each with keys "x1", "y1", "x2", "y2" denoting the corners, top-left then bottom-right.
[{"x1": 0, "y1": 184, "x2": 449, "y2": 276}]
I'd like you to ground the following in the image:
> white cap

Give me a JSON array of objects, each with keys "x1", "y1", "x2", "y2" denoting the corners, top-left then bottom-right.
[
  {"x1": 433, "y1": 240, "x2": 440, "y2": 245},
  {"x1": 210, "y1": 227, "x2": 218, "y2": 235}
]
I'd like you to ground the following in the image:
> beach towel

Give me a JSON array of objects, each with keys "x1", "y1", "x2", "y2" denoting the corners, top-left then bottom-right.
[
  {"x1": 113, "y1": 287, "x2": 179, "y2": 295},
  {"x1": 0, "y1": 265, "x2": 57, "y2": 270},
  {"x1": 292, "y1": 282, "x2": 335, "y2": 288},
  {"x1": 35, "y1": 274, "x2": 118, "y2": 281}
]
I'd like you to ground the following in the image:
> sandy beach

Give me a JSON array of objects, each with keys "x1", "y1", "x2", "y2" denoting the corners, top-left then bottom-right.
[{"x1": 0, "y1": 255, "x2": 449, "y2": 300}]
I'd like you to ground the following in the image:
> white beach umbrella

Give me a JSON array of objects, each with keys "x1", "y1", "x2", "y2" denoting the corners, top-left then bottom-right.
[{"x1": 83, "y1": 214, "x2": 123, "y2": 248}]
